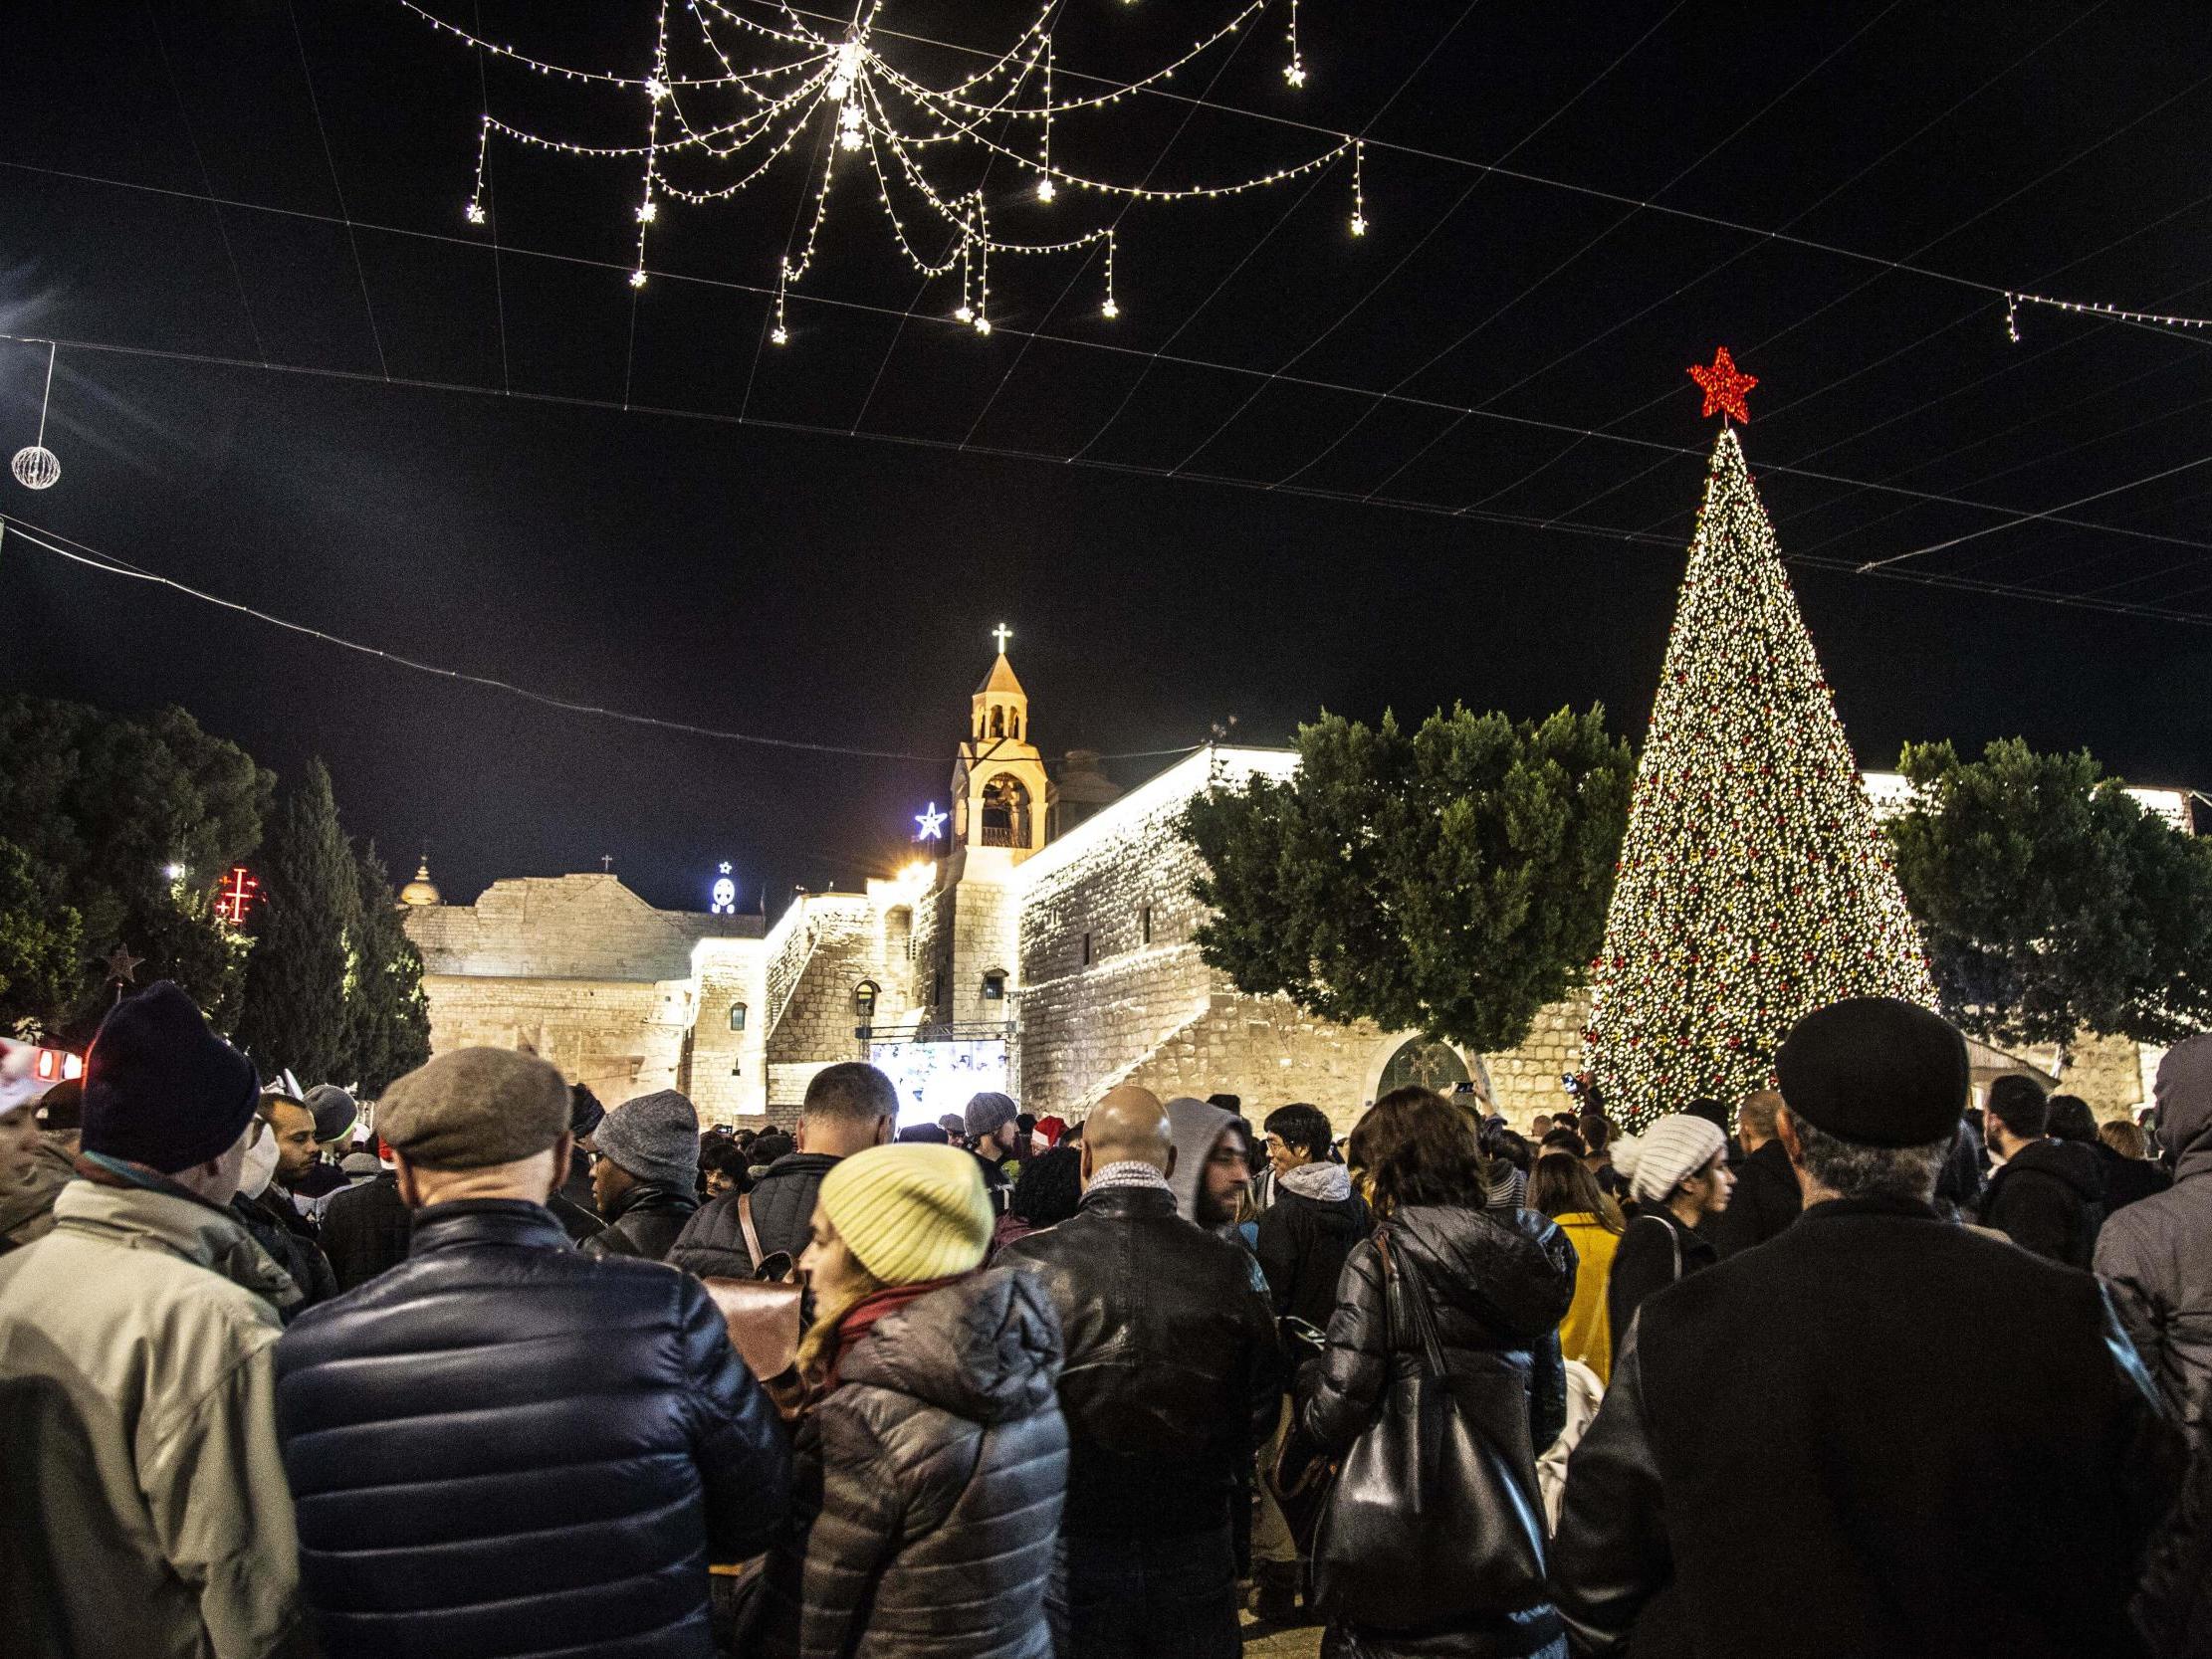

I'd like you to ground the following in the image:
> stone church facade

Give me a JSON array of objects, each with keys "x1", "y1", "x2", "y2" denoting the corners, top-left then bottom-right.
[{"x1": 404, "y1": 646, "x2": 1565, "y2": 1132}]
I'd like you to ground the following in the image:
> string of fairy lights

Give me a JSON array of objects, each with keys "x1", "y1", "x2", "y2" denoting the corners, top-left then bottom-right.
[{"x1": 408, "y1": 0, "x2": 1364, "y2": 336}]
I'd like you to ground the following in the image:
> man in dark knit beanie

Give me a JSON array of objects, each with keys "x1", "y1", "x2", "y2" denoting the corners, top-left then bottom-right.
[
  {"x1": 581, "y1": 1088, "x2": 701, "y2": 1263},
  {"x1": 0, "y1": 981, "x2": 313, "y2": 1656},
  {"x1": 1555, "y1": 997, "x2": 2181, "y2": 1659}
]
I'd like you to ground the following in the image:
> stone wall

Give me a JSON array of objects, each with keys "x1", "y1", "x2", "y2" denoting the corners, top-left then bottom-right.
[
  {"x1": 684, "y1": 939, "x2": 770, "y2": 1124},
  {"x1": 418, "y1": 973, "x2": 693, "y2": 1103},
  {"x1": 761, "y1": 894, "x2": 886, "y2": 1107},
  {"x1": 1481, "y1": 991, "x2": 1593, "y2": 1129},
  {"x1": 406, "y1": 873, "x2": 759, "y2": 980}
]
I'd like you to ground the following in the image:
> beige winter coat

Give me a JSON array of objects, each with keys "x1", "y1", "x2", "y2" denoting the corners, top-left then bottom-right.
[{"x1": 0, "y1": 1179, "x2": 313, "y2": 1658}]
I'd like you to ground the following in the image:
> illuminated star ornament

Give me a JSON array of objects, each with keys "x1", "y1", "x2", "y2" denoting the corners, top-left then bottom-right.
[
  {"x1": 104, "y1": 945, "x2": 144, "y2": 986},
  {"x1": 1688, "y1": 345, "x2": 1758, "y2": 424},
  {"x1": 916, "y1": 803, "x2": 948, "y2": 841},
  {"x1": 711, "y1": 862, "x2": 738, "y2": 915}
]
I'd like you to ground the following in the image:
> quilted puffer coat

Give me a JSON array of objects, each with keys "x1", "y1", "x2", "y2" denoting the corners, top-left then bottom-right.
[
  {"x1": 754, "y1": 1267, "x2": 1068, "y2": 1659},
  {"x1": 274, "y1": 1198, "x2": 791, "y2": 1659}
]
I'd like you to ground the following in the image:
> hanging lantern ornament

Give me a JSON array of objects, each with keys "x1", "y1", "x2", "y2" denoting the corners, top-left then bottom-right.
[{"x1": 11, "y1": 341, "x2": 60, "y2": 491}]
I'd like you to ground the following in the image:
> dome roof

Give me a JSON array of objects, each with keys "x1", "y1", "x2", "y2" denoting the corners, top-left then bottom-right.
[{"x1": 398, "y1": 860, "x2": 442, "y2": 908}]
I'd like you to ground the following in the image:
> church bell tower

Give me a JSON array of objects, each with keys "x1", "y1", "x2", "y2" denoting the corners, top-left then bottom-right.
[{"x1": 952, "y1": 625, "x2": 1050, "y2": 864}]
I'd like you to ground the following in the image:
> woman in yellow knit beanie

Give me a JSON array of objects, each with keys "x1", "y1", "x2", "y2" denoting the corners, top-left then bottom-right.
[{"x1": 752, "y1": 1142, "x2": 1069, "y2": 1657}]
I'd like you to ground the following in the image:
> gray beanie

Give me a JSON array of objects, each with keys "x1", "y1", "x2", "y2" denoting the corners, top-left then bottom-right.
[
  {"x1": 305, "y1": 1083, "x2": 359, "y2": 1144},
  {"x1": 596, "y1": 1089, "x2": 701, "y2": 1191},
  {"x1": 965, "y1": 1091, "x2": 1018, "y2": 1141}
]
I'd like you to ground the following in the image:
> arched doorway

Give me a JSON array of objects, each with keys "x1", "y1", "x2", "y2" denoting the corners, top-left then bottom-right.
[{"x1": 1374, "y1": 1037, "x2": 1473, "y2": 1098}]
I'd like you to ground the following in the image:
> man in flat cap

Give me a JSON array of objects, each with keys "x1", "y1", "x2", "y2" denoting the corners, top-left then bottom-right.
[
  {"x1": 1552, "y1": 997, "x2": 2182, "y2": 1659},
  {"x1": 271, "y1": 1048, "x2": 790, "y2": 1659}
]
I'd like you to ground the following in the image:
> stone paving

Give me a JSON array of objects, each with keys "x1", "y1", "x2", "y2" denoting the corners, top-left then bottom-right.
[{"x1": 1240, "y1": 1611, "x2": 1322, "y2": 1655}]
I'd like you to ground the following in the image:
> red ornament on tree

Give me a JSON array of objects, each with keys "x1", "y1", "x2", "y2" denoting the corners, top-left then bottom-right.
[{"x1": 1688, "y1": 345, "x2": 1758, "y2": 423}]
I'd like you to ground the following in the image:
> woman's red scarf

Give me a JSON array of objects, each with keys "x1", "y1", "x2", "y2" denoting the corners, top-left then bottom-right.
[{"x1": 823, "y1": 1275, "x2": 965, "y2": 1390}]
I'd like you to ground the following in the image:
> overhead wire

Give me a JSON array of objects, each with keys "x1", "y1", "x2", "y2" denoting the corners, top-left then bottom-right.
[
  {"x1": 286, "y1": 0, "x2": 390, "y2": 381},
  {"x1": 1066, "y1": 0, "x2": 1490, "y2": 466},
  {"x1": 1260, "y1": 0, "x2": 1911, "y2": 493},
  {"x1": 1438, "y1": 0, "x2": 2119, "y2": 518},
  {"x1": 0, "y1": 512, "x2": 1212, "y2": 764}
]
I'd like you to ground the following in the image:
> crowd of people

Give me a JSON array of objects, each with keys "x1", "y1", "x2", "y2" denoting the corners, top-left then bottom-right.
[{"x1": 1, "y1": 980, "x2": 2209, "y2": 1658}]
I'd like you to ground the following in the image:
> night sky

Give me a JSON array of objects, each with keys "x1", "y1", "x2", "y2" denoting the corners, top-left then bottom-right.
[{"x1": 3, "y1": 1, "x2": 2208, "y2": 915}]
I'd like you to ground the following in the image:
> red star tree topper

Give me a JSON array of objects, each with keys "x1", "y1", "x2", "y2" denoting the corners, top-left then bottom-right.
[{"x1": 1688, "y1": 345, "x2": 1758, "y2": 423}]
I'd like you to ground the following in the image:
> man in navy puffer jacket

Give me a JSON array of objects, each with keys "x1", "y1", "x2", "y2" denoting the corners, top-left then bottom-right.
[{"x1": 274, "y1": 1048, "x2": 791, "y2": 1659}]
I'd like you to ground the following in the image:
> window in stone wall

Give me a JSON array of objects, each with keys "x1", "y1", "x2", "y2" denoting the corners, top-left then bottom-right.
[
  {"x1": 1141, "y1": 905, "x2": 1154, "y2": 945},
  {"x1": 728, "y1": 1001, "x2": 748, "y2": 1032},
  {"x1": 932, "y1": 970, "x2": 944, "y2": 1009},
  {"x1": 982, "y1": 968, "x2": 1007, "y2": 1001},
  {"x1": 1081, "y1": 932, "x2": 1092, "y2": 967},
  {"x1": 854, "y1": 980, "x2": 879, "y2": 1020}
]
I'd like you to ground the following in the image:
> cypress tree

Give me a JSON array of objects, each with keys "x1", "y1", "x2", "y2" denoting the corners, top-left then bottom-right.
[
  {"x1": 344, "y1": 842, "x2": 432, "y2": 1097},
  {"x1": 238, "y1": 758, "x2": 358, "y2": 1084}
]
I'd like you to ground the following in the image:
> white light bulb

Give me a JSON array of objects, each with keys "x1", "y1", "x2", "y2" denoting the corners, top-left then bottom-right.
[
  {"x1": 465, "y1": 200, "x2": 486, "y2": 224},
  {"x1": 637, "y1": 199, "x2": 657, "y2": 222},
  {"x1": 163, "y1": 862, "x2": 186, "y2": 881},
  {"x1": 772, "y1": 324, "x2": 789, "y2": 345},
  {"x1": 839, "y1": 128, "x2": 862, "y2": 150},
  {"x1": 955, "y1": 304, "x2": 975, "y2": 322},
  {"x1": 1101, "y1": 299, "x2": 1119, "y2": 318},
  {"x1": 644, "y1": 77, "x2": 668, "y2": 101},
  {"x1": 1036, "y1": 176, "x2": 1056, "y2": 202},
  {"x1": 828, "y1": 75, "x2": 852, "y2": 101},
  {"x1": 629, "y1": 267, "x2": 648, "y2": 288},
  {"x1": 974, "y1": 314, "x2": 993, "y2": 334},
  {"x1": 1350, "y1": 213, "x2": 1368, "y2": 236},
  {"x1": 1284, "y1": 63, "x2": 1306, "y2": 87}
]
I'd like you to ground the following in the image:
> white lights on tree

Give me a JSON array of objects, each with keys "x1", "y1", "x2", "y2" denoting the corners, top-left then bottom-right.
[{"x1": 406, "y1": 0, "x2": 1369, "y2": 337}]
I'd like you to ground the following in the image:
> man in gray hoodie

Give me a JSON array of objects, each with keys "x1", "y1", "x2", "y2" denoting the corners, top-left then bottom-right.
[
  {"x1": 2097, "y1": 1034, "x2": 2212, "y2": 1444},
  {"x1": 1165, "y1": 1095, "x2": 1253, "y2": 1233}
]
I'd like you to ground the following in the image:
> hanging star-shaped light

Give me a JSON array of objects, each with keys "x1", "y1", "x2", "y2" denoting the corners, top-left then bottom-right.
[
  {"x1": 104, "y1": 945, "x2": 144, "y2": 985},
  {"x1": 1688, "y1": 345, "x2": 1758, "y2": 423},
  {"x1": 916, "y1": 802, "x2": 948, "y2": 841}
]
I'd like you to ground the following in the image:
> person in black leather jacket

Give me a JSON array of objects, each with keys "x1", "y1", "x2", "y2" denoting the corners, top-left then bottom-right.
[
  {"x1": 1000, "y1": 1086, "x2": 1280, "y2": 1659},
  {"x1": 668, "y1": 1063, "x2": 895, "y2": 1278},
  {"x1": 755, "y1": 1141, "x2": 1065, "y2": 1658},
  {"x1": 274, "y1": 1048, "x2": 790, "y2": 1659},
  {"x1": 1297, "y1": 1086, "x2": 1575, "y2": 1659}
]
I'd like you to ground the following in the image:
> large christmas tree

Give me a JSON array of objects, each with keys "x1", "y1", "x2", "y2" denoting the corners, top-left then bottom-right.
[{"x1": 1585, "y1": 390, "x2": 1933, "y2": 1127}]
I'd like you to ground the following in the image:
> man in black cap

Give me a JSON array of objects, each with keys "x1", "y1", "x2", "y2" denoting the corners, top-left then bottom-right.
[{"x1": 1552, "y1": 996, "x2": 2182, "y2": 1659}]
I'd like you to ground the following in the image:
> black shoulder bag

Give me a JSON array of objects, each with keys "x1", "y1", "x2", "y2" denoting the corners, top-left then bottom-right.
[{"x1": 1310, "y1": 1231, "x2": 1549, "y2": 1631}]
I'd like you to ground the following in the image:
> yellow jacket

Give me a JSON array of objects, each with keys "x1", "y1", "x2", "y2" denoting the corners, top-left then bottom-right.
[{"x1": 1553, "y1": 1210, "x2": 1621, "y2": 1385}]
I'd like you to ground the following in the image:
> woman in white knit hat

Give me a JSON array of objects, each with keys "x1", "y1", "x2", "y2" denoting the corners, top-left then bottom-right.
[{"x1": 1605, "y1": 1113, "x2": 1734, "y2": 1343}]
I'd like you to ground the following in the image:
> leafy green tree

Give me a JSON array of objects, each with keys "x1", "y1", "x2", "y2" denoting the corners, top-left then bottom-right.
[
  {"x1": 1889, "y1": 738, "x2": 2212, "y2": 1049},
  {"x1": 0, "y1": 696, "x2": 271, "y2": 1038},
  {"x1": 0, "y1": 838, "x2": 84, "y2": 1038},
  {"x1": 238, "y1": 759, "x2": 359, "y2": 1083},
  {"x1": 343, "y1": 842, "x2": 432, "y2": 1096},
  {"x1": 1180, "y1": 704, "x2": 1633, "y2": 1054}
]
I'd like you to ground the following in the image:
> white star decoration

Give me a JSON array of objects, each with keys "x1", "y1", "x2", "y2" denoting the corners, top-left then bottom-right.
[{"x1": 916, "y1": 803, "x2": 948, "y2": 840}]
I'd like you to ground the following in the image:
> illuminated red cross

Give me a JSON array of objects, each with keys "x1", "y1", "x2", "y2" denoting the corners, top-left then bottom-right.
[{"x1": 215, "y1": 866, "x2": 260, "y2": 927}]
